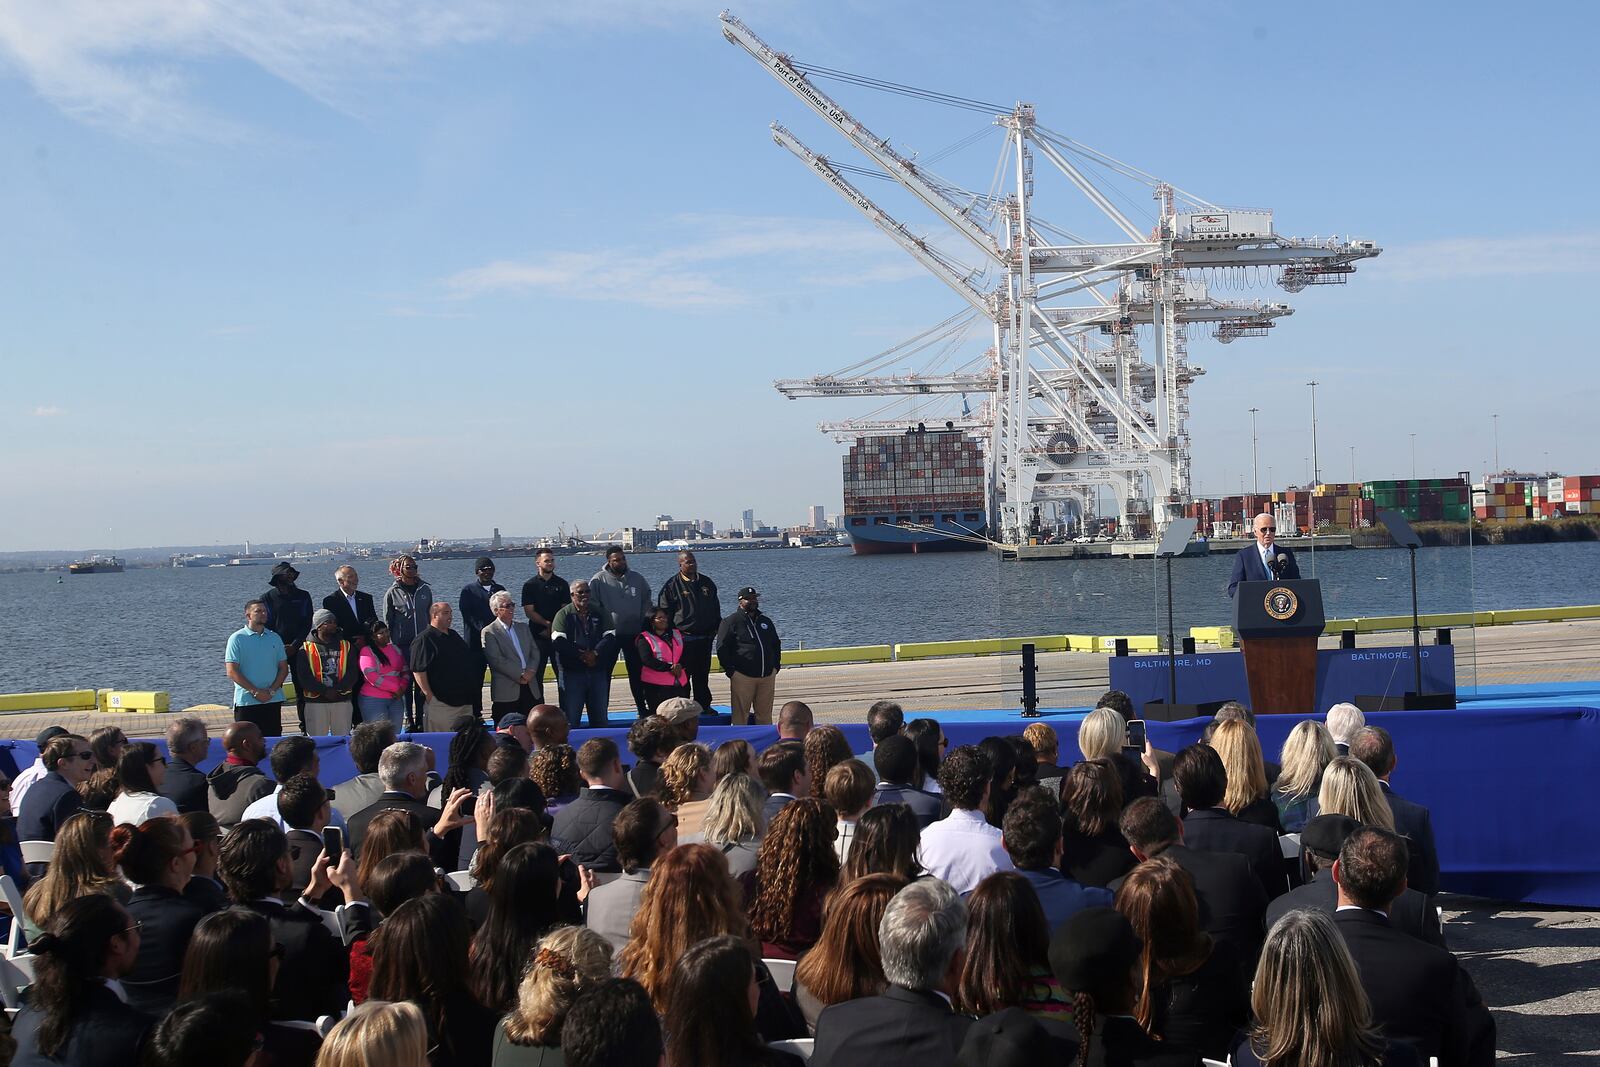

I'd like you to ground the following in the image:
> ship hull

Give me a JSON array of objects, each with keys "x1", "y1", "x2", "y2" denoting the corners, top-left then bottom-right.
[{"x1": 844, "y1": 514, "x2": 989, "y2": 555}]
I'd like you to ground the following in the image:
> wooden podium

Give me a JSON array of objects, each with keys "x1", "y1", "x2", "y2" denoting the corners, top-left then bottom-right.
[{"x1": 1233, "y1": 579, "x2": 1324, "y2": 715}]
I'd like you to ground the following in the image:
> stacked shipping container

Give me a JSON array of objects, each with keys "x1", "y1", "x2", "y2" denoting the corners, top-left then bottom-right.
[
  {"x1": 1362, "y1": 479, "x2": 1470, "y2": 523},
  {"x1": 842, "y1": 431, "x2": 985, "y2": 515}
]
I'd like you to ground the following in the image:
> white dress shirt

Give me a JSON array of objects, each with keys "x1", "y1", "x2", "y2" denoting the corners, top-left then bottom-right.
[
  {"x1": 916, "y1": 807, "x2": 1014, "y2": 894},
  {"x1": 107, "y1": 790, "x2": 178, "y2": 827},
  {"x1": 505, "y1": 622, "x2": 527, "y2": 668},
  {"x1": 10, "y1": 758, "x2": 47, "y2": 813}
]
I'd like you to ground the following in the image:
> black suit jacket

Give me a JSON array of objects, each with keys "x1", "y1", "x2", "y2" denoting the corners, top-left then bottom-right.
[
  {"x1": 1061, "y1": 826, "x2": 1136, "y2": 889},
  {"x1": 1227, "y1": 543, "x2": 1300, "y2": 598},
  {"x1": 1181, "y1": 808, "x2": 1284, "y2": 900},
  {"x1": 244, "y1": 897, "x2": 351, "y2": 1022},
  {"x1": 1113, "y1": 844, "x2": 1267, "y2": 968},
  {"x1": 285, "y1": 828, "x2": 344, "y2": 910},
  {"x1": 11, "y1": 982, "x2": 154, "y2": 1067},
  {"x1": 1381, "y1": 782, "x2": 1441, "y2": 896},
  {"x1": 1265, "y1": 871, "x2": 1444, "y2": 948},
  {"x1": 16, "y1": 770, "x2": 84, "y2": 843},
  {"x1": 158, "y1": 758, "x2": 210, "y2": 815},
  {"x1": 1333, "y1": 909, "x2": 1493, "y2": 1066},
  {"x1": 122, "y1": 885, "x2": 209, "y2": 1015},
  {"x1": 346, "y1": 792, "x2": 452, "y2": 868},
  {"x1": 813, "y1": 985, "x2": 973, "y2": 1067},
  {"x1": 184, "y1": 874, "x2": 230, "y2": 914},
  {"x1": 323, "y1": 588, "x2": 378, "y2": 644},
  {"x1": 871, "y1": 782, "x2": 945, "y2": 829},
  {"x1": 1082, "y1": 1013, "x2": 1200, "y2": 1067}
]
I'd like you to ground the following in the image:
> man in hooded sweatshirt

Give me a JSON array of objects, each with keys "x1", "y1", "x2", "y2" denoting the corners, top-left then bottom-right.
[
  {"x1": 207, "y1": 722, "x2": 275, "y2": 828},
  {"x1": 263, "y1": 561, "x2": 315, "y2": 732}
]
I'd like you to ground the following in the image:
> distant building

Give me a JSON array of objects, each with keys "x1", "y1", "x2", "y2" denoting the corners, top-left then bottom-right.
[
  {"x1": 808, "y1": 505, "x2": 826, "y2": 528},
  {"x1": 741, "y1": 509, "x2": 755, "y2": 534},
  {"x1": 698, "y1": 519, "x2": 715, "y2": 536},
  {"x1": 622, "y1": 527, "x2": 667, "y2": 553},
  {"x1": 491, "y1": 527, "x2": 503, "y2": 550},
  {"x1": 655, "y1": 517, "x2": 698, "y2": 538}
]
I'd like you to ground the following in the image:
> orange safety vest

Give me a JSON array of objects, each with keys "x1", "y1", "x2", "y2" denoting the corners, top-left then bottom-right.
[
  {"x1": 638, "y1": 630, "x2": 683, "y2": 687},
  {"x1": 302, "y1": 639, "x2": 350, "y2": 690}
]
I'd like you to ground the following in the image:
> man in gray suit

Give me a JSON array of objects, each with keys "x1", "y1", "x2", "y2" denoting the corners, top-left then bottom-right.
[
  {"x1": 584, "y1": 797, "x2": 678, "y2": 952},
  {"x1": 482, "y1": 590, "x2": 539, "y2": 726}
]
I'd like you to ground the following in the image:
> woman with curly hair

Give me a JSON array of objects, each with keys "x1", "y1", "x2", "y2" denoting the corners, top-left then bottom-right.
[
  {"x1": 655, "y1": 742, "x2": 713, "y2": 837},
  {"x1": 494, "y1": 926, "x2": 613, "y2": 1066},
  {"x1": 1272, "y1": 720, "x2": 1336, "y2": 833},
  {"x1": 838, "y1": 803, "x2": 921, "y2": 883},
  {"x1": 739, "y1": 796, "x2": 839, "y2": 959},
  {"x1": 710, "y1": 738, "x2": 755, "y2": 781},
  {"x1": 802, "y1": 726, "x2": 852, "y2": 800},
  {"x1": 1210, "y1": 719, "x2": 1282, "y2": 832},
  {"x1": 792, "y1": 872, "x2": 906, "y2": 1032},
  {"x1": 619, "y1": 843, "x2": 748, "y2": 1013},
  {"x1": 956, "y1": 871, "x2": 1071, "y2": 1021},
  {"x1": 1060, "y1": 757, "x2": 1135, "y2": 889},
  {"x1": 22, "y1": 809, "x2": 128, "y2": 938},
  {"x1": 528, "y1": 744, "x2": 581, "y2": 815}
]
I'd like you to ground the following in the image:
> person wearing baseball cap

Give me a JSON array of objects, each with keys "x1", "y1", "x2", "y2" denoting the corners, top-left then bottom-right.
[
  {"x1": 1266, "y1": 814, "x2": 1444, "y2": 946},
  {"x1": 294, "y1": 607, "x2": 360, "y2": 736},
  {"x1": 262, "y1": 559, "x2": 315, "y2": 731},
  {"x1": 9, "y1": 726, "x2": 71, "y2": 813},
  {"x1": 714, "y1": 586, "x2": 782, "y2": 725}
]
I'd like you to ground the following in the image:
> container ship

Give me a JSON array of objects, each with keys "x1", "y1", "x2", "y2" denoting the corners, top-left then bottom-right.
[
  {"x1": 68, "y1": 555, "x2": 125, "y2": 574},
  {"x1": 841, "y1": 429, "x2": 989, "y2": 554}
]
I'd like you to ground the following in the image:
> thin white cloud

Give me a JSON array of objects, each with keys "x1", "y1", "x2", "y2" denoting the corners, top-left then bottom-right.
[
  {"x1": 32, "y1": 405, "x2": 65, "y2": 417},
  {"x1": 1375, "y1": 232, "x2": 1600, "y2": 283}
]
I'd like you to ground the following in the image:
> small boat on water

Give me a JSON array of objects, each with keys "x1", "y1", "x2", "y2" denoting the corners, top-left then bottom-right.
[{"x1": 68, "y1": 555, "x2": 125, "y2": 574}]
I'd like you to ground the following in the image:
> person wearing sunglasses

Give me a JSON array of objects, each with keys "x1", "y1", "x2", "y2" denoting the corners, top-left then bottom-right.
[
  {"x1": 1226, "y1": 511, "x2": 1302, "y2": 599},
  {"x1": 17, "y1": 733, "x2": 96, "y2": 850}
]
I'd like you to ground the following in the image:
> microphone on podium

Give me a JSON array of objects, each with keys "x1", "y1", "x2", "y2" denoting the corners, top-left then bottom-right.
[{"x1": 1267, "y1": 549, "x2": 1284, "y2": 577}]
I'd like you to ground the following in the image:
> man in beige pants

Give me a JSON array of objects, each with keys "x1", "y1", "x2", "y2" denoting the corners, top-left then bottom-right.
[
  {"x1": 715, "y1": 586, "x2": 782, "y2": 725},
  {"x1": 411, "y1": 602, "x2": 480, "y2": 731}
]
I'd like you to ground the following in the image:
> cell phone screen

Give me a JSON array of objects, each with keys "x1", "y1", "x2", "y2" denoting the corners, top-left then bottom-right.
[
  {"x1": 321, "y1": 826, "x2": 343, "y2": 860},
  {"x1": 1126, "y1": 719, "x2": 1147, "y2": 750}
]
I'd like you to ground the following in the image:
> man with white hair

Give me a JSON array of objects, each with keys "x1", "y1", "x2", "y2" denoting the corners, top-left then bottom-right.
[
  {"x1": 482, "y1": 589, "x2": 539, "y2": 725},
  {"x1": 159, "y1": 717, "x2": 211, "y2": 814},
  {"x1": 322, "y1": 565, "x2": 377, "y2": 647},
  {"x1": 812, "y1": 879, "x2": 973, "y2": 1066},
  {"x1": 345, "y1": 741, "x2": 473, "y2": 865},
  {"x1": 1326, "y1": 702, "x2": 1366, "y2": 755}
]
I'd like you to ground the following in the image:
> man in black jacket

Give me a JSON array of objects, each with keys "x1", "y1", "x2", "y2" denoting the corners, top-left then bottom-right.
[
  {"x1": 870, "y1": 735, "x2": 944, "y2": 828},
  {"x1": 1349, "y1": 726, "x2": 1441, "y2": 896},
  {"x1": 345, "y1": 741, "x2": 471, "y2": 868},
  {"x1": 756, "y1": 740, "x2": 811, "y2": 825},
  {"x1": 715, "y1": 586, "x2": 782, "y2": 725},
  {"x1": 813, "y1": 878, "x2": 972, "y2": 1067},
  {"x1": 263, "y1": 562, "x2": 315, "y2": 732},
  {"x1": 1332, "y1": 828, "x2": 1493, "y2": 1066},
  {"x1": 323, "y1": 565, "x2": 378, "y2": 647},
  {"x1": 159, "y1": 717, "x2": 211, "y2": 814},
  {"x1": 1267, "y1": 814, "x2": 1444, "y2": 947},
  {"x1": 1172, "y1": 744, "x2": 1284, "y2": 900},
  {"x1": 657, "y1": 550, "x2": 721, "y2": 712},
  {"x1": 550, "y1": 738, "x2": 631, "y2": 874},
  {"x1": 206, "y1": 722, "x2": 274, "y2": 828},
  {"x1": 17, "y1": 733, "x2": 94, "y2": 846}
]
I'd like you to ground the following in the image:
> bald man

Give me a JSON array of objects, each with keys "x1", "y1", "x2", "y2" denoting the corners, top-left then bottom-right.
[
  {"x1": 207, "y1": 722, "x2": 274, "y2": 827},
  {"x1": 528, "y1": 704, "x2": 570, "y2": 751},
  {"x1": 410, "y1": 602, "x2": 480, "y2": 731}
]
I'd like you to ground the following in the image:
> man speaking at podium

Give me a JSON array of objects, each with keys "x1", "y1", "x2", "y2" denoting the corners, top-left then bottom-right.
[{"x1": 1228, "y1": 513, "x2": 1301, "y2": 598}]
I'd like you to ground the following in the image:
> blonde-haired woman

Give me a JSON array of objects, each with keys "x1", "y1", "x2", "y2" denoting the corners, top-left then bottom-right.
[
  {"x1": 656, "y1": 742, "x2": 713, "y2": 837},
  {"x1": 1076, "y1": 707, "x2": 1158, "y2": 803},
  {"x1": 316, "y1": 1000, "x2": 429, "y2": 1067},
  {"x1": 1233, "y1": 909, "x2": 1405, "y2": 1067},
  {"x1": 1316, "y1": 757, "x2": 1395, "y2": 831},
  {"x1": 692, "y1": 772, "x2": 766, "y2": 876},
  {"x1": 1273, "y1": 721, "x2": 1336, "y2": 832},
  {"x1": 1210, "y1": 720, "x2": 1282, "y2": 833},
  {"x1": 493, "y1": 926, "x2": 613, "y2": 1067}
]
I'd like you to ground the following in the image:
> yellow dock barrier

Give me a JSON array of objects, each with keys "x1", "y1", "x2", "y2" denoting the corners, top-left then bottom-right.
[
  {"x1": 1189, "y1": 626, "x2": 1237, "y2": 649},
  {"x1": 98, "y1": 691, "x2": 171, "y2": 714},
  {"x1": 1096, "y1": 635, "x2": 1162, "y2": 653},
  {"x1": 0, "y1": 690, "x2": 100, "y2": 713}
]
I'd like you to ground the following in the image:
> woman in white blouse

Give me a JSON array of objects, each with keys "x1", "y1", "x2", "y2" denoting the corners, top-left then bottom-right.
[{"x1": 106, "y1": 742, "x2": 178, "y2": 826}]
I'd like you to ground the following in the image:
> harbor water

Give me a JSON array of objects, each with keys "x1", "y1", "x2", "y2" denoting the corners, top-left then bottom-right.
[{"x1": 3, "y1": 541, "x2": 1598, "y2": 711}]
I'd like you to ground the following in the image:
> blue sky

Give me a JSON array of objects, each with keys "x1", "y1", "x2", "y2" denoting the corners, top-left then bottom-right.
[{"x1": 2, "y1": 0, "x2": 1596, "y2": 551}]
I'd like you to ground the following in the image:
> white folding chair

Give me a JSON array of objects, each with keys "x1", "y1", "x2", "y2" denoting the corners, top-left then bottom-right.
[
  {"x1": 445, "y1": 870, "x2": 474, "y2": 891},
  {"x1": 769, "y1": 1038, "x2": 813, "y2": 1061},
  {"x1": 0, "y1": 953, "x2": 36, "y2": 1011},
  {"x1": 1, "y1": 875, "x2": 29, "y2": 958},
  {"x1": 19, "y1": 841, "x2": 53, "y2": 866},
  {"x1": 762, "y1": 957, "x2": 797, "y2": 991},
  {"x1": 314, "y1": 1015, "x2": 339, "y2": 1038},
  {"x1": 277, "y1": 1020, "x2": 322, "y2": 1036},
  {"x1": 1202, "y1": 1058, "x2": 1232, "y2": 1067},
  {"x1": 1278, "y1": 833, "x2": 1301, "y2": 859}
]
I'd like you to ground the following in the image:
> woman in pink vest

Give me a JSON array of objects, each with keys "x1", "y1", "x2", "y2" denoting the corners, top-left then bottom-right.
[
  {"x1": 357, "y1": 621, "x2": 412, "y2": 733},
  {"x1": 635, "y1": 606, "x2": 689, "y2": 714}
]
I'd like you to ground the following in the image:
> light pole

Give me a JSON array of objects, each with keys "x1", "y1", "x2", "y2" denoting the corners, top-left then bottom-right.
[
  {"x1": 1307, "y1": 381, "x2": 1321, "y2": 487},
  {"x1": 1350, "y1": 445, "x2": 1356, "y2": 483},
  {"x1": 1410, "y1": 433, "x2": 1416, "y2": 479},
  {"x1": 1491, "y1": 414, "x2": 1500, "y2": 473},
  {"x1": 1249, "y1": 406, "x2": 1260, "y2": 495}
]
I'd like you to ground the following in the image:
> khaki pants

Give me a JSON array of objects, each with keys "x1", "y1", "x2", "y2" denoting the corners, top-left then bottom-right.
[
  {"x1": 728, "y1": 671, "x2": 777, "y2": 725},
  {"x1": 304, "y1": 700, "x2": 354, "y2": 737},
  {"x1": 425, "y1": 700, "x2": 475, "y2": 732}
]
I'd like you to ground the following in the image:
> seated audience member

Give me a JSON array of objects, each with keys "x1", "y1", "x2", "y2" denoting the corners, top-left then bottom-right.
[
  {"x1": 1317, "y1": 757, "x2": 1396, "y2": 831},
  {"x1": 90, "y1": 726, "x2": 131, "y2": 774},
  {"x1": 560, "y1": 978, "x2": 663, "y2": 1067},
  {"x1": 22, "y1": 810, "x2": 128, "y2": 940},
  {"x1": 619, "y1": 843, "x2": 748, "y2": 1013},
  {"x1": 81, "y1": 764, "x2": 123, "y2": 811},
  {"x1": 549, "y1": 738, "x2": 631, "y2": 874},
  {"x1": 654, "y1": 742, "x2": 713, "y2": 837},
  {"x1": 825, "y1": 759, "x2": 876, "y2": 862},
  {"x1": 1078, "y1": 706, "x2": 1158, "y2": 803},
  {"x1": 585, "y1": 798, "x2": 677, "y2": 953},
  {"x1": 777, "y1": 699, "x2": 814, "y2": 741},
  {"x1": 178, "y1": 907, "x2": 324, "y2": 1067},
  {"x1": 665, "y1": 935, "x2": 806, "y2": 1067},
  {"x1": 623, "y1": 716, "x2": 675, "y2": 798},
  {"x1": 237, "y1": 734, "x2": 326, "y2": 828},
  {"x1": 742, "y1": 797, "x2": 839, "y2": 959},
  {"x1": 854, "y1": 699, "x2": 906, "y2": 773},
  {"x1": 1171, "y1": 744, "x2": 1282, "y2": 900},
  {"x1": 1006, "y1": 735, "x2": 1039, "y2": 791},
  {"x1": 114, "y1": 816, "x2": 207, "y2": 1013},
  {"x1": 109, "y1": 743, "x2": 179, "y2": 826},
  {"x1": 692, "y1": 772, "x2": 767, "y2": 876},
  {"x1": 919, "y1": 745, "x2": 1013, "y2": 894},
  {"x1": 347, "y1": 741, "x2": 472, "y2": 867},
  {"x1": 529, "y1": 744, "x2": 582, "y2": 815},
  {"x1": 433, "y1": 720, "x2": 496, "y2": 869},
  {"x1": 355, "y1": 808, "x2": 427, "y2": 898},
  {"x1": 465, "y1": 808, "x2": 547, "y2": 924},
  {"x1": 1326, "y1": 701, "x2": 1365, "y2": 755},
  {"x1": 12, "y1": 895, "x2": 153, "y2": 1066},
  {"x1": 470, "y1": 843, "x2": 565, "y2": 1014},
  {"x1": 205, "y1": 723, "x2": 274, "y2": 828},
  {"x1": 1271, "y1": 720, "x2": 1335, "y2": 833},
  {"x1": 318, "y1": 1000, "x2": 431, "y2": 1067},
  {"x1": 654, "y1": 695, "x2": 703, "y2": 746},
  {"x1": 494, "y1": 925, "x2": 613, "y2": 1067},
  {"x1": 348, "y1": 852, "x2": 444, "y2": 1005},
  {"x1": 218, "y1": 820, "x2": 362, "y2": 1021},
  {"x1": 958, "y1": 871, "x2": 1072, "y2": 1021},
  {"x1": 812, "y1": 878, "x2": 973, "y2": 1067},
  {"x1": 495, "y1": 711, "x2": 532, "y2": 753},
  {"x1": 904, "y1": 718, "x2": 947, "y2": 794},
  {"x1": 977, "y1": 737, "x2": 1019, "y2": 828},
  {"x1": 370, "y1": 894, "x2": 497, "y2": 1067},
  {"x1": 279, "y1": 774, "x2": 338, "y2": 904},
  {"x1": 1209, "y1": 721, "x2": 1282, "y2": 832},
  {"x1": 1023, "y1": 722, "x2": 1064, "y2": 795},
  {"x1": 955, "y1": 1005, "x2": 1076, "y2": 1066},
  {"x1": 793, "y1": 873, "x2": 907, "y2": 1032},
  {"x1": 1208, "y1": 703, "x2": 1280, "y2": 781},
  {"x1": 1002, "y1": 787, "x2": 1112, "y2": 932},
  {"x1": 1266, "y1": 814, "x2": 1444, "y2": 947},
  {"x1": 1060, "y1": 758, "x2": 1136, "y2": 889},
  {"x1": 328, "y1": 721, "x2": 398, "y2": 819},
  {"x1": 1332, "y1": 828, "x2": 1495, "y2": 1066},
  {"x1": 10, "y1": 725, "x2": 70, "y2": 814},
  {"x1": 1235, "y1": 908, "x2": 1420, "y2": 1067},
  {"x1": 528, "y1": 704, "x2": 571, "y2": 753},
  {"x1": 1048, "y1": 906, "x2": 1195, "y2": 1067},
  {"x1": 871, "y1": 734, "x2": 944, "y2": 828},
  {"x1": 1116, "y1": 797, "x2": 1267, "y2": 968},
  {"x1": 756, "y1": 740, "x2": 811, "y2": 825},
  {"x1": 1349, "y1": 726, "x2": 1440, "y2": 896},
  {"x1": 179, "y1": 810, "x2": 229, "y2": 914},
  {"x1": 142, "y1": 991, "x2": 259, "y2": 1067},
  {"x1": 805, "y1": 725, "x2": 855, "y2": 799},
  {"x1": 17, "y1": 733, "x2": 93, "y2": 845},
  {"x1": 159, "y1": 718, "x2": 213, "y2": 816},
  {"x1": 1115, "y1": 857, "x2": 1248, "y2": 1060},
  {"x1": 487, "y1": 743, "x2": 530, "y2": 789},
  {"x1": 841, "y1": 802, "x2": 923, "y2": 883},
  {"x1": 710, "y1": 738, "x2": 756, "y2": 781}
]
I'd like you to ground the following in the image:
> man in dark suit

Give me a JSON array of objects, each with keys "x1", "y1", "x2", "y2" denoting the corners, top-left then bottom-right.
[
  {"x1": 550, "y1": 738, "x2": 632, "y2": 874},
  {"x1": 324, "y1": 565, "x2": 379, "y2": 646},
  {"x1": 1115, "y1": 797, "x2": 1268, "y2": 966},
  {"x1": 159, "y1": 718, "x2": 211, "y2": 814},
  {"x1": 756, "y1": 739, "x2": 811, "y2": 826},
  {"x1": 345, "y1": 740, "x2": 463, "y2": 868},
  {"x1": 871, "y1": 735, "x2": 944, "y2": 828},
  {"x1": 813, "y1": 879, "x2": 973, "y2": 1067},
  {"x1": 278, "y1": 774, "x2": 340, "y2": 908},
  {"x1": 1227, "y1": 511, "x2": 1301, "y2": 598},
  {"x1": 17, "y1": 733, "x2": 93, "y2": 845},
  {"x1": 1267, "y1": 814, "x2": 1444, "y2": 947},
  {"x1": 1331, "y1": 827, "x2": 1493, "y2": 1066},
  {"x1": 1349, "y1": 726, "x2": 1440, "y2": 896},
  {"x1": 1172, "y1": 744, "x2": 1284, "y2": 900}
]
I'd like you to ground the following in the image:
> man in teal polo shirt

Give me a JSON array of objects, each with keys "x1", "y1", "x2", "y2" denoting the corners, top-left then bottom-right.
[{"x1": 226, "y1": 598, "x2": 290, "y2": 737}]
